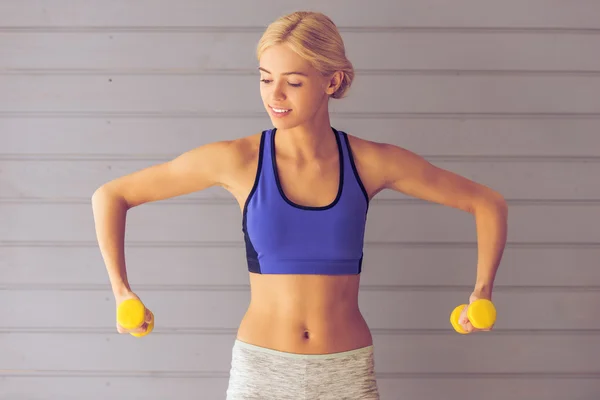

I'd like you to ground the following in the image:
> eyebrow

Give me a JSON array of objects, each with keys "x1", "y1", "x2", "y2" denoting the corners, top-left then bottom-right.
[{"x1": 258, "y1": 67, "x2": 308, "y2": 77}]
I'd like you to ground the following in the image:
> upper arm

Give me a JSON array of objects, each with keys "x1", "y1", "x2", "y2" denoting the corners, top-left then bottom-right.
[
  {"x1": 93, "y1": 140, "x2": 237, "y2": 208},
  {"x1": 378, "y1": 143, "x2": 505, "y2": 213}
]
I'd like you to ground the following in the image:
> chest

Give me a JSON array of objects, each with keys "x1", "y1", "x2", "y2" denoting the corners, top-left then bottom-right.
[{"x1": 274, "y1": 156, "x2": 341, "y2": 209}]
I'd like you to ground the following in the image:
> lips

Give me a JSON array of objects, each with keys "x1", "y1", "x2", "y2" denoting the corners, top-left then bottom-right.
[
  {"x1": 270, "y1": 105, "x2": 291, "y2": 112},
  {"x1": 269, "y1": 105, "x2": 292, "y2": 118}
]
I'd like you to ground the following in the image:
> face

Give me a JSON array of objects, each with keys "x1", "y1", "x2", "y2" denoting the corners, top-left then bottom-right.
[{"x1": 258, "y1": 44, "x2": 342, "y2": 129}]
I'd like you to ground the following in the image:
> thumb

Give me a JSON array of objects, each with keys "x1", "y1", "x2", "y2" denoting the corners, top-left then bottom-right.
[
  {"x1": 145, "y1": 308, "x2": 153, "y2": 323},
  {"x1": 459, "y1": 305, "x2": 470, "y2": 326}
]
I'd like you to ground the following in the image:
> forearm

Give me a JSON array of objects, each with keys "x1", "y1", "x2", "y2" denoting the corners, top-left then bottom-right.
[
  {"x1": 91, "y1": 187, "x2": 132, "y2": 298},
  {"x1": 471, "y1": 195, "x2": 509, "y2": 299}
]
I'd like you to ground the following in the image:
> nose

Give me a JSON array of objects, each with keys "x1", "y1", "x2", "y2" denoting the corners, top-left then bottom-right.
[{"x1": 272, "y1": 80, "x2": 286, "y2": 102}]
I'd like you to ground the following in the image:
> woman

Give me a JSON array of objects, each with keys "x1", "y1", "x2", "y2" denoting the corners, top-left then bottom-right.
[{"x1": 92, "y1": 11, "x2": 508, "y2": 400}]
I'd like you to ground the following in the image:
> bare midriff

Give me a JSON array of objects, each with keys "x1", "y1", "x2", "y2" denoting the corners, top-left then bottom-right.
[{"x1": 235, "y1": 272, "x2": 373, "y2": 355}]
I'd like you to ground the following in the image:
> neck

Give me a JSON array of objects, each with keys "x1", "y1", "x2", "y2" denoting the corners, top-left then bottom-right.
[{"x1": 274, "y1": 106, "x2": 336, "y2": 160}]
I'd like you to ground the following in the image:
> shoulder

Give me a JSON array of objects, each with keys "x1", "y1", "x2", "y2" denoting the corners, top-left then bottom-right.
[
  {"x1": 345, "y1": 132, "x2": 424, "y2": 172},
  {"x1": 203, "y1": 131, "x2": 265, "y2": 189},
  {"x1": 344, "y1": 131, "x2": 506, "y2": 212},
  {"x1": 198, "y1": 131, "x2": 263, "y2": 167},
  {"x1": 345, "y1": 132, "x2": 411, "y2": 159},
  {"x1": 171, "y1": 130, "x2": 264, "y2": 188},
  {"x1": 344, "y1": 133, "x2": 385, "y2": 157},
  {"x1": 229, "y1": 131, "x2": 264, "y2": 166},
  {"x1": 344, "y1": 132, "x2": 408, "y2": 175},
  {"x1": 343, "y1": 131, "x2": 430, "y2": 195}
]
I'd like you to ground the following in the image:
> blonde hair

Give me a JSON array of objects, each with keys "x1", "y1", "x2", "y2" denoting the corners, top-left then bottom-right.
[{"x1": 256, "y1": 11, "x2": 355, "y2": 99}]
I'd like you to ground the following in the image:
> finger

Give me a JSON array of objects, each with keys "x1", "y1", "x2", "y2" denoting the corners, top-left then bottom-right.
[
  {"x1": 145, "y1": 308, "x2": 153, "y2": 323},
  {"x1": 129, "y1": 322, "x2": 148, "y2": 334},
  {"x1": 462, "y1": 320, "x2": 470, "y2": 332},
  {"x1": 467, "y1": 324, "x2": 479, "y2": 333},
  {"x1": 459, "y1": 312, "x2": 472, "y2": 331},
  {"x1": 459, "y1": 307, "x2": 469, "y2": 325},
  {"x1": 116, "y1": 323, "x2": 128, "y2": 334},
  {"x1": 463, "y1": 320, "x2": 479, "y2": 333}
]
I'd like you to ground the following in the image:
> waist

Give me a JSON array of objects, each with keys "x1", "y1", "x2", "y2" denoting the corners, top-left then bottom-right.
[{"x1": 236, "y1": 273, "x2": 372, "y2": 354}]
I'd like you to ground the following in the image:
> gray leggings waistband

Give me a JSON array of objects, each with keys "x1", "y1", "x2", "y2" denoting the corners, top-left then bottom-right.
[{"x1": 233, "y1": 339, "x2": 375, "y2": 360}]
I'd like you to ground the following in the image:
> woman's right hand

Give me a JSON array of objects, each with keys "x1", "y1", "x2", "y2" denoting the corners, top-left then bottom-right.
[{"x1": 114, "y1": 291, "x2": 153, "y2": 334}]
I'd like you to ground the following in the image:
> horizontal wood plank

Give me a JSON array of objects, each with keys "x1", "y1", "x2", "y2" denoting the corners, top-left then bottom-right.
[
  {"x1": 1, "y1": 332, "x2": 600, "y2": 373},
  {"x1": 1, "y1": 290, "x2": 598, "y2": 330},
  {"x1": 1, "y1": 203, "x2": 597, "y2": 243},
  {"x1": 1, "y1": 0, "x2": 599, "y2": 29},
  {"x1": 2, "y1": 246, "x2": 599, "y2": 287},
  {"x1": 2, "y1": 75, "x2": 600, "y2": 114},
  {"x1": 2, "y1": 159, "x2": 599, "y2": 200},
  {"x1": 0, "y1": 375, "x2": 597, "y2": 400},
  {"x1": 4, "y1": 118, "x2": 600, "y2": 157},
  {"x1": 2, "y1": 31, "x2": 599, "y2": 71}
]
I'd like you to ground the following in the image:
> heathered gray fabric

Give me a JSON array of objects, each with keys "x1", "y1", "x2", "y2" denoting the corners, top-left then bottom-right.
[{"x1": 226, "y1": 339, "x2": 380, "y2": 399}]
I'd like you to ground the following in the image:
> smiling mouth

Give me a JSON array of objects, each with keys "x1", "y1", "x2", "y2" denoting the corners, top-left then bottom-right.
[{"x1": 270, "y1": 105, "x2": 292, "y2": 113}]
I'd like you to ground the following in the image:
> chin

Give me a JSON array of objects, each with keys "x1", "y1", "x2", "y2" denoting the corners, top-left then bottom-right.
[{"x1": 270, "y1": 118, "x2": 298, "y2": 129}]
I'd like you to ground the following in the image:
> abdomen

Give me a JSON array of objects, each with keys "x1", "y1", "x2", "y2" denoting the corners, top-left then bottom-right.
[{"x1": 236, "y1": 273, "x2": 373, "y2": 354}]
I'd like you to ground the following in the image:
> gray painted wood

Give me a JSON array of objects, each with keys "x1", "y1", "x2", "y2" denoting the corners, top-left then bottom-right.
[
  {"x1": 2, "y1": 203, "x2": 598, "y2": 242},
  {"x1": 3, "y1": 333, "x2": 600, "y2": 373},
  {"x1": 3, "y1": 246, "x2": 600, "y2": 287},
  {"x1": 1, "y1": 0, "x2": 599, "y2": 28},
  {"x1": 4, "y1": 119, "x2": 600, "y2": 156},
  {"x1": 0, "y1": 377, "x2": 598, "y2": 400},
  {"x1": 3, "y1": 75, "x2": 600, "y2": 113},
  {"x1": 3, "y1": 159, "x2": 600, "y2": 200},
  {"x1": 2, "y1": 0, "x2": 600, "y2": 399},
  {"x1": 2, "y1": 290, "x2": 599, "y2": 330},
  {"x1": 2, "y1": 32, "x2": 600, "y2": 71}
]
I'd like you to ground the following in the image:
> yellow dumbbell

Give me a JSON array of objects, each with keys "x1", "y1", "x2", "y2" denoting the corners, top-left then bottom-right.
[
  {"x1": 117, "y1": 298, "x2": 154, "y2": 338},
  {"x1": 450, "y1": 299, "x2": 496, "y2": 334}
]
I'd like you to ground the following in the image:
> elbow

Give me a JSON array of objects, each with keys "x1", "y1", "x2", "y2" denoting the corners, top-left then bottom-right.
[
  {"x1": 493, "y1": 191, "x2": 508, "y2": 213},
  {"x1": 491, "y1": 193, "x2": 509, "y2": 221},
  {"x1": 91, "y1": 184, "x2": 109, "y2": 205},
  {"x1": 91, "y1": 184, "x2": 128, "y2": 210},
  {"x1": 91, "y1": 185, "x2": 103, "y2": 201},
  {"x1": 471, "y1": 190, "x2": 508, "y2": 216}
]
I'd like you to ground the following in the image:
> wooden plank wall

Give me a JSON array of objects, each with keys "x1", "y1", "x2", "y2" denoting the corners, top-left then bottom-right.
[{"x1": 2, "y1": 1, "x2": 600, "y2": 398}]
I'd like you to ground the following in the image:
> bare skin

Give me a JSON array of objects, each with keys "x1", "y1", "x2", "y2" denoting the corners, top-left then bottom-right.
[
  {"x1": 231, "y1": 133, "x2": 381, "y2": 354},
  {"x1": 91, "y1": 43, "x2": 507, "y2": 353}
]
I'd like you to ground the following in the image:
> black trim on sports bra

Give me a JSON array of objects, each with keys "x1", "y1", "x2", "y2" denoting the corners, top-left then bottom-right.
[
  {"x1": 271, "y1": 127, "x2": 344, "y2": 211},
  {"x1": 341, "y1": 132, "x2": 370, "y2": 210},
  {"x1": 242, "y1": 130, "x2": 267, "y2": 273}
]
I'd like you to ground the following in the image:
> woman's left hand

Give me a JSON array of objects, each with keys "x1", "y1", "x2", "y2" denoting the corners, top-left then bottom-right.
[{"x1": 458, "y1": 291, "x2": 494, "y2": 333}]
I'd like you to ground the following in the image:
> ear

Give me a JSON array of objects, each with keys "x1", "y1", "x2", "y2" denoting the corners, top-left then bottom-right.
[{"x1": 324, "y1": 71, "x2": 344, "y2": 96}]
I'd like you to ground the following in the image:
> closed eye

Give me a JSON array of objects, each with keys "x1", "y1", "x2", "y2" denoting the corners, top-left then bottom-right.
[{"x1": 260, "y1": 79, "x2": 302, "y2": 87}]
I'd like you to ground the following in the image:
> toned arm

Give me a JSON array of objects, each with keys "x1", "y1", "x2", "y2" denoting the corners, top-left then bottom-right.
[
  {"x1": 374, "y1": 142, "x2": 508, "y2": 297},
  {"x1": 91, "y1": 140, "x2": 238, "y2": 297},
  {"x1": 378, "y1": 143, "x2": 505, "y2": 213},
  {"x1": 93, "y1": 140, "x2": 236, "y2": 208}
]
